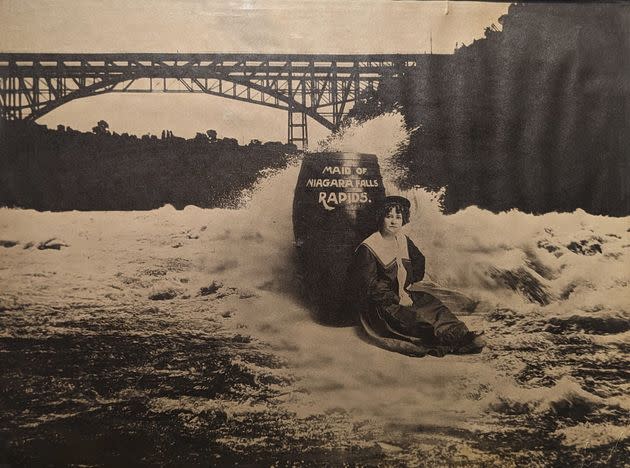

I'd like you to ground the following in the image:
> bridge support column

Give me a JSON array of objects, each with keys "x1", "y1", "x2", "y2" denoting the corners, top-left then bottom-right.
[{"x1": 288, "y1": 108, "x2": 308, "y2": 150}]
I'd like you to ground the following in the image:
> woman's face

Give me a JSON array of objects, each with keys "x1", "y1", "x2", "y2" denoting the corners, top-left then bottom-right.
[{"x1": 381, "y1": 207, "x2": 403, "y2": 237}]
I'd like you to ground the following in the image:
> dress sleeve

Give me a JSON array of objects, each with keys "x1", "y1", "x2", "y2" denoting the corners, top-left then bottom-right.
[
  {"x1": 351, "y1": 244, "x2": 400, "y2": 307},
  {"x1": 407, "y1": 237, "x2": 426, "y2": 283}
]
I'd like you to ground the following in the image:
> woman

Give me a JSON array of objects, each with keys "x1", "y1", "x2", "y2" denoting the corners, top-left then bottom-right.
[{"x1": 349, "y1": 195, "x2": 485, "y2": 357}]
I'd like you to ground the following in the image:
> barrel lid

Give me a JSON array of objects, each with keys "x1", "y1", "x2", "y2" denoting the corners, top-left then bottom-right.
[{"x1": 305, "y1": 151, "x2": 378, "y2": 160}]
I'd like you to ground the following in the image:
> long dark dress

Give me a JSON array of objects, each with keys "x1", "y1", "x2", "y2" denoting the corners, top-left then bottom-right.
[{"x1": 349, "y1": 231, "x2": 473, "y2": 357}]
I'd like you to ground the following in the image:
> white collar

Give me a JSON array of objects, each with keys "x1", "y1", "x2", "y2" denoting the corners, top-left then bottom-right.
[{"x1": 360, "y1": 231, "x2": 409, "y2": 267}]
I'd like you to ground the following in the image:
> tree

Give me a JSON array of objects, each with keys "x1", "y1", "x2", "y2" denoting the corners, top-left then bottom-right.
[
  {"x1": 206, "y1": 129, "x2": 217, "y2": 143},
  {"x1": 92, "y1": 120, "x2": 110, "y2": 135},
  {"x1": 220, "y1": 137, "x2": 239, "y2": 149},
  {"x1": 194, "y1": 132, "x2": 208, "y2": 142}
]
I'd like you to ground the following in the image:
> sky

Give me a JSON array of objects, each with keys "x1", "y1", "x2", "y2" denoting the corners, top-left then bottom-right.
[{"x1": 0, "y1": 0, "x2": 510, "y2": 143}]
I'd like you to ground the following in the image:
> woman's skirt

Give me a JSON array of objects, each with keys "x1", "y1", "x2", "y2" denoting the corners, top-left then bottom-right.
[{"x1": 359, "y1": 291, "x2": 478, "y2": 357}]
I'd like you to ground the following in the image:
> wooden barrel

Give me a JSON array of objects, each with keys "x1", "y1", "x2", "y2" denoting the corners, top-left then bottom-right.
[{"x1": 293, "y1": 152, "x2": 386, "y2": 324}]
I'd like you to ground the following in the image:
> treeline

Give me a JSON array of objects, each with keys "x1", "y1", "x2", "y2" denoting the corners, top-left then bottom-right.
[
  {"x1": 349, "y1": 3, "x2": 629, "y2": 216},
  {"x1": 0, "y1": 120, "x2": 297, "y2": 211}
]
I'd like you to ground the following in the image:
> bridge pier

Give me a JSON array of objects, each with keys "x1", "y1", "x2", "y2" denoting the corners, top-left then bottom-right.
[{"x1": 288, "y1": 109, "x2": 308, "y2": 149}]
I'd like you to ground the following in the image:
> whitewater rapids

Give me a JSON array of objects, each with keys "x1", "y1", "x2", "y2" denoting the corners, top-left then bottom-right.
[{"x1": 0, "y1": 113, "x2": 627, "y2": 466}]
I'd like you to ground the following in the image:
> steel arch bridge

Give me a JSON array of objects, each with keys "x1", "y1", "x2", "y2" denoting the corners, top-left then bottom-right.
[{"x1": 0, "y1": 53, "x2": 442, "y2": 147}]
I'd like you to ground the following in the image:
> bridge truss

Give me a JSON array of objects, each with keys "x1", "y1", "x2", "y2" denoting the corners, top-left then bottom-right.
[{"x1": 0, "y1": 53, "x2": 432, "y2": 147}]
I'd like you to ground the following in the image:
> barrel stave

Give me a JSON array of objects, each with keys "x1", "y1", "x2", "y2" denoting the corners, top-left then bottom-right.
[{"x1": 293, "y1": 152, "x2": 385, "y2": 324}]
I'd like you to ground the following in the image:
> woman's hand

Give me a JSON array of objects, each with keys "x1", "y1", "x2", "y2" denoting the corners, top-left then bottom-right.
[{"x1": 399, "y1": 291, "x2": 413, "y2": 307}]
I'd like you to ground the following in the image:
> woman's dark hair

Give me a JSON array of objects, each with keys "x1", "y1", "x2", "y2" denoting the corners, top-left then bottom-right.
[{"x1": 376, "y1": 202, "x2": 410, "y2": 229}]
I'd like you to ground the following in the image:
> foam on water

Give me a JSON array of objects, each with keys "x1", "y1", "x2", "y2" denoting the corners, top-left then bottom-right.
[
  {"x1": 1, "y1": 111, "x2": 627, "y2": 444},
  {"x1": 210, "y1": 112, "x2": 628, "y2": 427}
]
